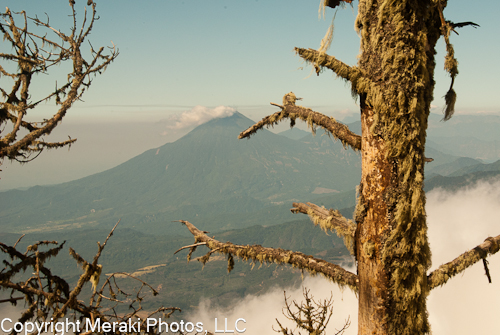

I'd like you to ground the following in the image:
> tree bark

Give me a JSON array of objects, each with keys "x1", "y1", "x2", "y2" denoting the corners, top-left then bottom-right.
[
  {"x1": 356, "y1": 105, "x2": 392, "y2": 334},
  {"x1": 351, "y1": 1, "x2": 441, "y2": 334}
]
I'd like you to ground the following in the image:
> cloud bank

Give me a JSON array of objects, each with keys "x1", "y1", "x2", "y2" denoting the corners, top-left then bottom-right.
[
  {"x1": 426, "y1": 178, "x2": 500, "y2": 334},
  {"x1": 187, "y1": 179, "x2": 500, "y2": 334},
  {"x1": 187, "y1": 273, "x2": 358, "y2": 334},
  {"x1": 161, "y1": 106, "x2": 235, "y2": 134}
]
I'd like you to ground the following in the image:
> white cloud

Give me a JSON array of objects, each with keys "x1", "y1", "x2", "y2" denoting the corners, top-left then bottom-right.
[
  {"x1": 187, "y1": 273, "x2": 358, "y2": 334},
  {"x1": 187, "y1": 179, "x2": 500, "y2": 334},
  {"x1": 161, "y1": 106, "x2": 235, "y2": 135},
  {"x1": 426, "y1": 178, "x2": 500, "y2": 334}
]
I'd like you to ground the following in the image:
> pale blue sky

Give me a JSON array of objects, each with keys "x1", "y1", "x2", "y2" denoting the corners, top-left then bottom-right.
[{"x1": 6, "y1": 0, "x2": 499, "y2": 122}]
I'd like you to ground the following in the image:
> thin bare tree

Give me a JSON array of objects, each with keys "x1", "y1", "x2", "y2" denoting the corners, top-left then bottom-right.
[
  {"x1": 274, "y1": 288, "x2": 350, "y2": 335},
  {"x1": 0, "y1": 1, "x2": 117, "y2": 164},
  {"x1": 0, "y1": 2, "x2": 180, "y2": 334},
  {"x1": 178, "y1": 1, "x2": 499, "y2": 334},
  {"x1": 1, "y1": 221, "x2": 180, "y2": 335}
]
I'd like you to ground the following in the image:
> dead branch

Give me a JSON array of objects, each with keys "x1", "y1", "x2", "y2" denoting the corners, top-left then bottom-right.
[
  {"x1": 294, "y1": 47, "x2": 372, "y2": 95},
  {"x1": 448, "y1": 21, "x2": 479, "y2": 34},
  {"x1": 292, "y1": 202, "x2": 356, "y2": 255},
  {"x1": 0, "y1": 219, "x2": 178, "y2": 334},
  {"x1": 0, "y1": 297, "x2": 24, "y2": 304},
  {"x1": 0, "y1": 4, "x2": 118, "y2": 161},
  {"x1": 238, "y1": 95, "x2": 361, "y2": 151},
  {"x1": 174, "y1": 242, "x2": 207, "y2": 255},
  {"x1": 53, "y1": 220, "x2": 120, "y2": 319},
  {"x1": 177, "y1": 220, "x2": 359, "y2": 292},
  {"x1": 428, "y1": 234, "x2": 500, "y2": 290},
  {"x1": 274, "y1": 288, "x2": 350, "y2": 335}
]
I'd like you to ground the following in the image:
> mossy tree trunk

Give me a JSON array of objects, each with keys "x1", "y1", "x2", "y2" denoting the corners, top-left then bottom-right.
[
  {"x1": 179, "y1": 1, "x2": 500, "y2": 335},
  {"x1": 353, "y1": 2, "x2": 441, "y2": 334}
]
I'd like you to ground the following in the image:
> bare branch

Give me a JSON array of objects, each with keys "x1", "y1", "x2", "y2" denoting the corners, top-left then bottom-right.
[
  {"x1": 1, "y1": 218, "x2": 177, "y2": 333},
  {"x1": 13, "y1": 234, "x2": 25, "y2": 248},
  {"x1": 174, "y1": 242, "x2": 207, "y2": 255},
  {"x1": 178, "y1": 220, "x2": 359, "y2": 292},
  {"x1": 0, "y1": 5, "x2": 118, "y2": 161},
  {"x1": 292, "y1": 202, "x2": 356, "y2": 255},
  {"x1": 295, "y1": 47, "x2": 372, "y2": 95},
  {"x1": 239, "y1": 94, "x2": 361, "y2": 151},
  {"x1": 428, "y1": 234, "x2": 500, "y2": 290},
  {"x1": 53, "y1": 220, "x2": 120, "y2": 319},
  {"x1": 449, "y1": 21, "x2": 479, "y2": 33},
  {"x1": 274, "y1": 288, "x2": 350, "y2": 335},
  {"x1": 0, "y1": 297, "x2": 24, "y2": 304},
  {"x1": 96, "y1": 271, "x2": 159, "y2": 298}
]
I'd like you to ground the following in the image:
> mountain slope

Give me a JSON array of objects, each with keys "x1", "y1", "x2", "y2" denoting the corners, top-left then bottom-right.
[{"x1": 0, "y1": 112, "x2": 362, "y2": 234}]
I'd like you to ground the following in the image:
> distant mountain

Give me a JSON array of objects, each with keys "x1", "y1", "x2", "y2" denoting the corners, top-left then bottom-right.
[
  {"x1": 425, "y1": 156, "x2": 483, "y2": 178},
  {"x1": 278, "y1": 127, "x2": 310, "y2": 140},
  {"x1": 447, "y1": 159, "x2": 500, "y2": 177},
  {"x1": 427, "y1": 137, "x2": 500, "y2": 162},
  {"x1": 423, "y1": 156, "x2": 500, "y2": 192},
  {"x1": 427, "y1": 113, "x2": 500, "y2": 142},
  {"x1": 0, "y1": 112, "x2": 362, "y2": 235},
  {"x1": 346, "y1": 120, "x2": 361, "y2": 134},
  {"x1": 424, "y1": 170, "x2": 500, "y2": 192},
  {"x1": 426, "y1": 113, "x2": 500, "y2": 162}
]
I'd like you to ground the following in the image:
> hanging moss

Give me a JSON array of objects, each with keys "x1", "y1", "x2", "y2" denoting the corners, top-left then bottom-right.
[
  {"x1": 443, "y1": 88, "x2": 456, "y2": 121},
  {"x1": 441, "y1": 21, "x2": 459, "y2": 120},
  {"x1": 306, "y1": 207, "x2": 356, "y2": 255},
  {"x1": 179, "y1": 221, "x2": 359, "y2": 292}
]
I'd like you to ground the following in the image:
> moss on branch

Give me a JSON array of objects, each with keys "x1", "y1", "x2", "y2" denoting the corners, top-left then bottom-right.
[
  {"x1": 291, "y1": 202, "x2": 356, "y2": 255},
  {"x1": 428, "y1": 234, "x2": 500, "y2": 290},
  {"x1": 178, "y1": 220, "x2": 359, "y2": 292},
  {"x1": 238, "y1": 95, "x2": 361, "y2": 151},
  {"x1": 294, "y1": 48, "x2": 372, "y2": 95}
]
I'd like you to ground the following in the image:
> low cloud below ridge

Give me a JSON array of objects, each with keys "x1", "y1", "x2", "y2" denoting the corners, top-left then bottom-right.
[{"x1": 187, "y1": 178, "x2": 500, "y2": 334}]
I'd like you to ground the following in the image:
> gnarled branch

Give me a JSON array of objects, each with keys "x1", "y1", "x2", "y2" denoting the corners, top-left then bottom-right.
[
  {"x1": 0, "y1": 5, "x2": 118, "y2": 161},
  {"x1": 1, "y1": 219, "x2": 177, "y2": 332},
  {"x1": 428, "y1": 234, "x2": 500, "y2": 290},
  {"x1": 238, "y1": 96, "x2": 361, "y2": 151},
  {"x1": 177, "y1": 220, "x2": 359, "y2": 292},
  {"x1": 291, "y1": 202, "x2": 356, "y2": 255},
  {"x1": 294, "y1": 47, "x2": 371, "y2": 95}
]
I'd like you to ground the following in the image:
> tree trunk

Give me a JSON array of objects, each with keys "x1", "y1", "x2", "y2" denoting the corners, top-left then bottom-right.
[
  {"x1": 354, "y1": 1, "x2": 441, "y2": 334},
  {"x1": 356, "y1": 105, "x2": 392, "y2": 334}
]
